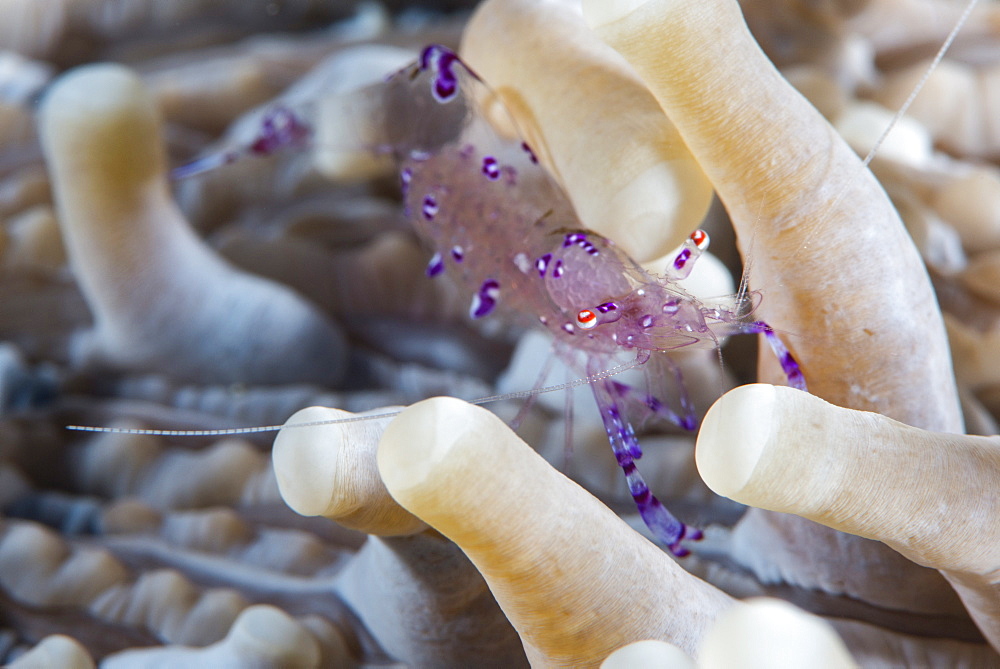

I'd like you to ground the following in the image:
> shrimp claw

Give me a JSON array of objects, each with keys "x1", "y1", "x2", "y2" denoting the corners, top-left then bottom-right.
[{"x1": 594, "y1": 375, "x2": 701, "y2": 556}]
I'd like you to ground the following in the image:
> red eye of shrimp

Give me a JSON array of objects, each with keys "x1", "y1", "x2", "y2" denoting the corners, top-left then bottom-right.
[{"x1": 575, "y1": 301, "x2": 622, "y2": 331}]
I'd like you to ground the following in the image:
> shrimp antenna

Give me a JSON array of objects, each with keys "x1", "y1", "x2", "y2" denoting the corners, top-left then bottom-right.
[
  {"x1": 859, "y1": 0, "x2": 978, "y2": 171},
  {"x1": 735, "y1": 192, "x2": 766, "y2": 309},
  {"x1": 787, "y1": 0, "x2": 977, "y2": 277},
  {"x1": 65, "y1": 355, "x2": 645, "y2": 436}
]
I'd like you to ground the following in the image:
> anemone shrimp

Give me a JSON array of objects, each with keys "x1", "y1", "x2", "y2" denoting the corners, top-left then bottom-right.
[{"x1": 69, "y1": 42, "x2": 807, "y2": 557}]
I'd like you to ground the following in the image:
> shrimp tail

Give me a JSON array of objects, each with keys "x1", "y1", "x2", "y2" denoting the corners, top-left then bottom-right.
[
  {"x1": 169, "y1": 46, "x2": 466, "y2": 183},
  {"x1": 170, "y1": 105, "x2": 314, "y2": 180}
]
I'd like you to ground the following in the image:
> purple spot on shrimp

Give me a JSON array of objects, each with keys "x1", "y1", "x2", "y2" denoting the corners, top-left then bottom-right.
[
  {"x1": 563, "y1": 232, "x2": 600, "y2": 256},
  {"x1": 422, "y1": 195, "x2": 439, "y2": 221},
  {"x1": 561, "y1": 323, "x2": 575, "y2": 335},
  {"x1": 614, "y1": 449, "x2": 634, "y2": 467},
  {"x1": 470, "y1": 279, "x2": 500, "y2": 319},
  {"x1": 419, "y1": 45, "x2": 436, "y2": 70},
  {"x1": 663, "y1": 300, "x2": 679, "y2": 314},
  {"x1": 604, "y1": 407, "x2": 642, "y2": 458},
  {"x1": 451, "y1": 245, "x2": 464, "y2": 262},
  {"x1": 673, "y1": 248, "x2": 692, "y2": 270},
  {"x1": 426, "y1": 252, "x2": 444, "y2": 278},
  {"x1": 248, "y1": 106, "x2": 311, "y2": 156},
  {"x1": 521, "y1": 141, "x2": 539, "y2": 164},
  {"x1": 641, "y1": 314, "x2": 654, "y2": 328},
  {"x1": 434, "y1": 64, "x2": 458, "y2": 102},
  {"x1": 469, "y1": 295, "x2": 490, "y2": 318},
  {"x1": 434, "y1": 76, "x2": 458, "y2": 102},
  {"x1": 482, "y1": 156, "x2": 500, "y2": 180},
  {"x1": 629, "y1": 482, "x2": 688, "y2": 553},
  {"x1": 596, "y1": 302, "x2": 617, "y2": 314},
  {"x1": 553, "y1": 259, "x2": 564, "y2": 278},
  {"x1": 622, "y1": 462, "x2": 648, "y2": 495},
  {"x1": 781, "y1": 353, "x2": 806, "y2": 389},
  {"x1": 535, "y1": 253, "x2": 552, "y2": 277},
  {"x1": 400, "y1": 167, "x2": 412, "y2": 194},
  {"x1": 419, "y1": 45, "x2": 460, "y2": 102},
  {"x1": 625, "y1": 430, "x2": 642, "y2": 459},
  {"x1": 435, "y1": 49, "x2": 458, "y2": 76},
  {"x1": 756, "y1": 323, "x2": 808, "y2": 391}
]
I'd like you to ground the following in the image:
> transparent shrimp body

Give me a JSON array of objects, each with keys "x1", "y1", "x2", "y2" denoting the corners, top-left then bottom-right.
[
  {"x1": 181, "y1": 45, "x2": 805, "y2": 556},
  {"x1": 389, "y1": 50, "x2": 732, "y2": 354},
  {"x1": 364, "y1": 46, "x2": 802, "y2": 555}
]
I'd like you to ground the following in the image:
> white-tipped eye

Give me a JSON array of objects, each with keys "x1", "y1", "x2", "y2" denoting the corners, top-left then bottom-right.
[{"x1": 576, "y1": 309, "x2": 598, "y2": 329}]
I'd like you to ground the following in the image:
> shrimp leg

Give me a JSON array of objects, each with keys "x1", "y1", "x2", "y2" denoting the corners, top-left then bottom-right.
[
  {"x1": 604, "y1": 353, "x2": 699, "y2": 432},
  {"x1": 749, "y1": 321, "x2": 807, "y2": 391},
  {"x1": 708, "y1": 308, "x2": 807, "y2": 392},
  {"x1": 589, "y1": 359, "x2": 701, "y2": 556}
]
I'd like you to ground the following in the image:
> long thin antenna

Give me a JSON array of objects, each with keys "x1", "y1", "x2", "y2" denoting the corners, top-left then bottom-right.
[
  {"x1": 65, "y1": 354, "x2": 644, "y2": 436},
  {"x1": 859, "y1": 0, "x2": 978, "y2": 170},
  {"x1": 787, "y1": 0, "x2": 977, "y2": 268}
]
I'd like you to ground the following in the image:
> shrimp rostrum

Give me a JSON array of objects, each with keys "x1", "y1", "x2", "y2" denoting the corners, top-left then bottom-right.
[{"x1": 181, "y1": 46, "x2": 806, "y2": 557}]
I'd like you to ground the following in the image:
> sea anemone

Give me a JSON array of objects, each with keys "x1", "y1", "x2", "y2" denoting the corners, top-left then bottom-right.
[{"x1": 1, "y1": 0, "x2": 999, "y2": 665}]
